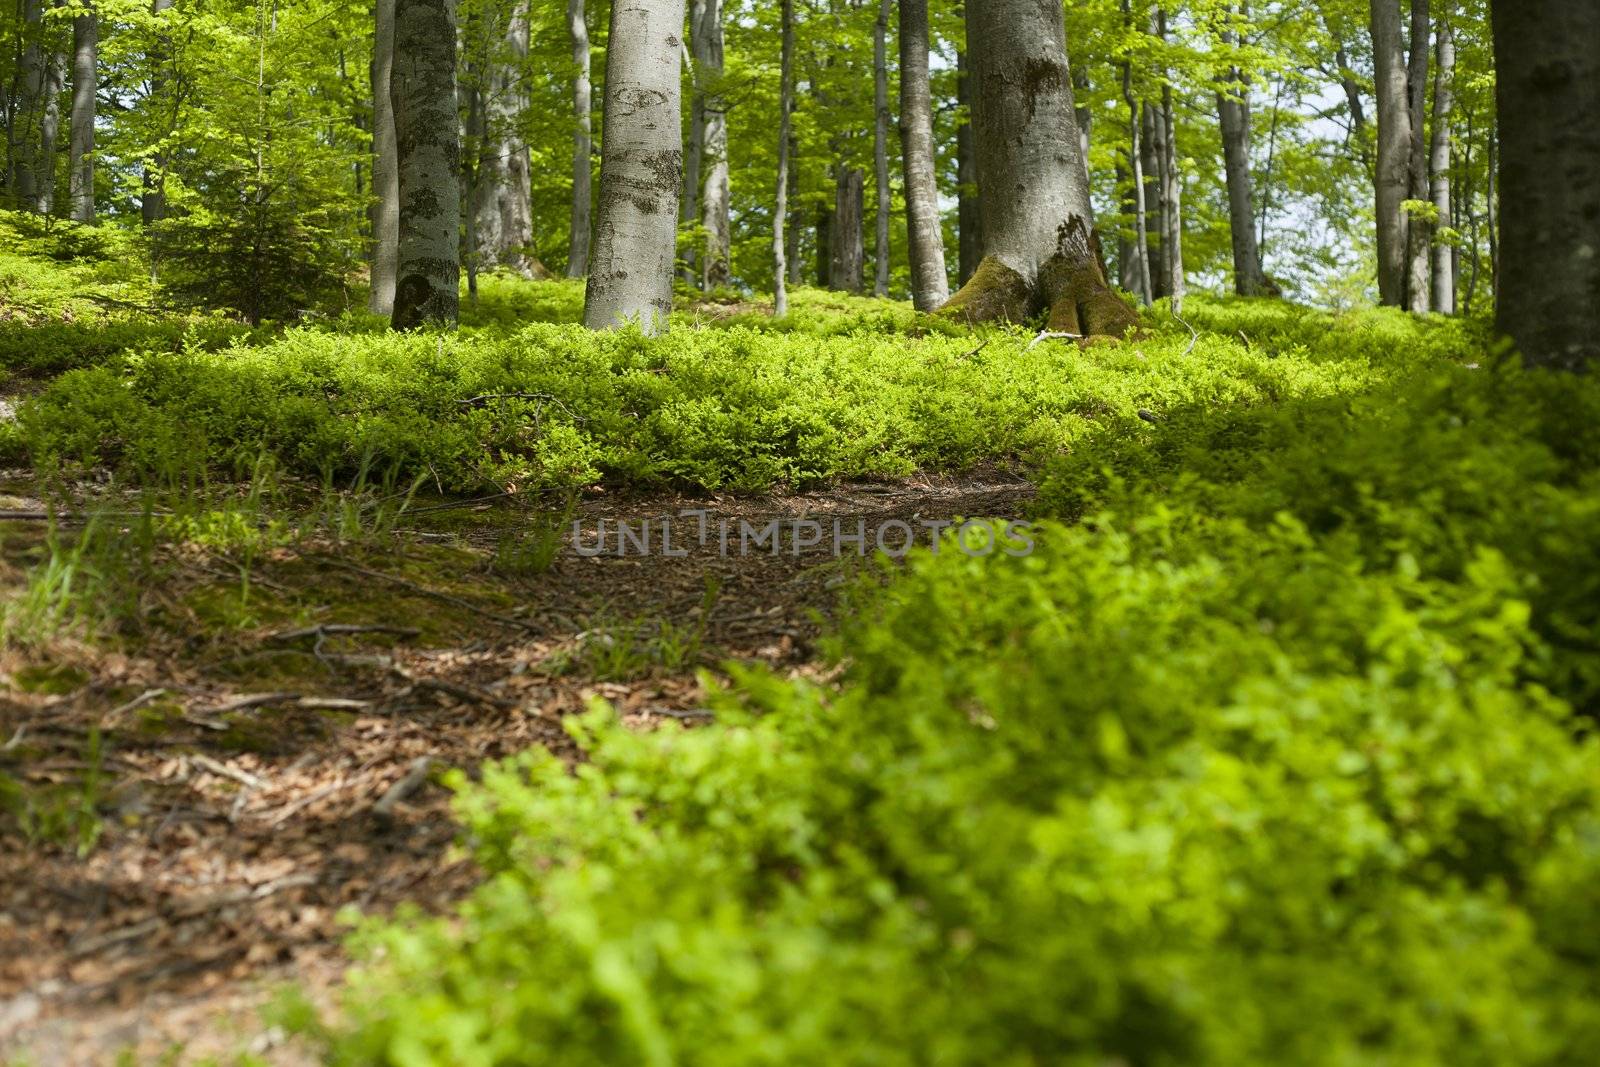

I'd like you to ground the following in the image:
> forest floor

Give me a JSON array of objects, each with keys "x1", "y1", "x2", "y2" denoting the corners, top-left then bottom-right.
[{"x1": 0, "y1": 469, "x2": 1033, "y2": 1065}]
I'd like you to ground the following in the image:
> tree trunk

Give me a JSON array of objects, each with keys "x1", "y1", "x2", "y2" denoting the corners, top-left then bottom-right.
[
  {"x1": 142, "y1": 0, "x2": 176, "y2": 226},
  {"x1": 1072, "y1": 63, "x2": 1093, "y2": 190},
  {"x1": 1429, "y1": 9, "x2": 1454, "y2": 314},
  {"x1": 1404, "y1": 0, "x2": 1430, "y2": 311},
  {"x1": 370, "y1": 0, "x2": 400, "y2": 314},
  {"x1": 773, "y1": 0, "x2": 793, "y2": 316},
  {"x1": 68, "y1": 6, "x2": 95, "y2": 223},
  {"x1": 1369, "y1": 0, "x2": 1410, "y2": 307},
  {"x1": 955, "y1": 45, "x2": 980, "y2": 285},
  {"x1": 1116, "y1": 158, "x2": 1140, "y2": 293},
  {"x1": 1490, "y1": 0, "x2": 1600, "y2": 371},
  {"x1": 1141, "y1": 101, "x2": 1164, "y2": 299},
  {"x1": 390, "y1": 0, "x2": 461, "y2": 330},
  {"x1": 871, "y1": 0, "x2": 891, "y2": 297},
  {"x1": 692, "y1": 0, "x2": 730, "y2": 290},
  {"x1": 566, "y1": 0, "x2": 593, "y2": 277},
  {"x1": 472, "y1": 2, "x2": 536, "y2": 276},
  {"x1": 583, "y1": 0, "x2": 684, "y2": 333},
  {"x1": 1122, "y1": 54, "x2": 1153, "y2": 305},
  {"x1": 829, "y1": 166, "x2": 865, "y2": 293},
  {"x1": 1159, "y1": 74, "x2": 1183, "y2": 312},
  {"x1": 13, "y1": 0, "x2": 43, "y2": 207},
  {"x1": 899, "y1": 0, "x2": 949, "y2": 310},
  {"x1": 36, "y1": 46, "x2": 61, "y2": 215},
  {"x1": 1216, "y1": 5, "x2": 1267, "y2": 296},
  {"x1": 940, "y1": 0, "x2": 1138, "y2": 340}
]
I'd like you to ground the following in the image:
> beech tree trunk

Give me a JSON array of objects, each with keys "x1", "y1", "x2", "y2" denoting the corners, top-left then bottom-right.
[
  {"x1": 1369, "y1": 0, "x2": 1409, "y2": 307},
  {"x1": 142, "y1": 0, "x2": 175, "y2": 226},
  {"x1": 872, "y1": 0, "x2": 891, "y2": 298},
  {"x1": 940, "y1": 0, "x2": 1137, "y2": 340},
  {"x1": 773, "y1": 0, "x2": 793, "y2": 316},
  {"x1": 899, "y1": 0, "x2": 948, "y2": 310},
  {"x1": 1429, "y1": 11, "x2": 1454, "y2": 314},
  {"x1": 583, "y1": 0, "x2": 684, "y2": 333},
  {"x1": 1152, "y1": 10, "x2": 1182, "y2": 312},
  {"x1": 829, "y1": 166, "x2": 865, "y2": 293},
  {"x1": 567, "y1": 0, "x2": 593, "y2": 277},
  {"x1": 955, "y1": 46, "x2": 980, "y2": 285},
  {"x1": 13, "y1": 0, "x2": 44, "y2": 207},
  {"x1": 1404, "y1": 0, "x2": 1430, "y2": 311},
  {"x1": 68, "y1": 6, "x2": 95, "y2": 223},
  {"x1": 369, "y1": 0, "x2": 400, "y2": 314},
  {"x1": 472, "y1": 2, "x2": 536, "y2": 276},
  {"x1": 1490, "y1": 1, "x2": 1600, "y2": 372},
  {"x1": 36, "y1": 46, "x2": 61, "y2": 215},
  {"x1": 390, "y1": 0, "x2": 461, "y2": 330},
  {"x1": 692, "y1": 0, "x2": 730, "y2": 290},
  {"x1": 1216, "y1": 5, "x2": 1267, "y2": 296},
  {"x1": 1121, "y1": 52, "x2": 1153, "y2": 305}
]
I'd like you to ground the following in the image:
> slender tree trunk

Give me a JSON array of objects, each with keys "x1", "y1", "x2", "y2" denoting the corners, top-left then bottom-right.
[
  {"x1": 1485, "y1": 124, "x2": 1497, "y2": 301},
  {"x1": 1122, "y1": 54, "x2": 1153, "y2": 305},
  {"x1": 692, "y1": 0, "x2": 729, "y2": 289},
  {"x1": 68, "y1": 5, "x2": 95, "y2": 223},
  {"x1": 955, "y1": 44, "x2": 980, "y2": 285},
  {"x1": 566, "y1": 0, "x2": 593, "y2": 276},
  {"x1": 1404, "y1": 0, "x2": 1430, "y2": 311},
  {"x1": 1116, "y1": 158, "x2": 1139, "y2": 292},
  {"x1": 899, "y1": 0, "x2": 948, "y2": 310},
  {"x1": 1159, "y1": 72, "x2": 1183, "y2": 309},
  {"x1": 1369, "y1": 0, "x2": 1410, "y2": 307},
  {"x1": 871, "y1": 0, "x2": 891, "y2": 297},
  {"x1": 1429, "y1": 10, "x2": 1454, "y2": 314},
  {"x1": 940, "y1": 0, "x2": 1137, "y2": 339},
  {"x1": 142, "y1": 0, "x2": 176, "y2": 226},
  {"x1": 370, "y1": 0, "x2": 400, "y2": 313},
  {"x1": 390, "y1": 0, "x2": 461, "y2": 330},
  {"x1": 36, "y1": 46, "x2": 61, "y2": 214},
  {"x1": 583, "y1": 0, "x2": 684, "y2": 333},
  {"x1": 1072, "y1": 63, "x2": 1093, "y2": 190},
  {"x1": 829, "y1": 166, "x2": 865, "y2": 292},
  {"x1": 14, "y1": 0, "x2": 44, "y2": 207},
  {"x1": 1491, "y1": 1, "x2": 1600, "y2": 371},
  {"x1": 472, "y1": 2, "x2": 535, "y2": 276},
  {"x1": 1216, "y1": 5, "x2": 1267, "y2": 296},
  {"x1": 774, "y1": 0, "x2": 793, "y2": 316},
  {"x1": 785, "y1": 135, "x2": 803, "y2": 284},
  {"x1": 1142, "y1": 101, "x2": 1164, "y2": 298},
  {"x1": 684, "y1": 12, "x2": 703, "y2": 285}
]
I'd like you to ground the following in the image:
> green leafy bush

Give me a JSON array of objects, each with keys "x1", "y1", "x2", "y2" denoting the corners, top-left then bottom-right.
[{"x1": 311, "y1": 309, "x2": 1600, "y2": 1064}]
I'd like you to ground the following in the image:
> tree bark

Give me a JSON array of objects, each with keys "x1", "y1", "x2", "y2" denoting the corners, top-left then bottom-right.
[
  {"x1": 1072, "y1": 63, "x2": 1093, "y2": 190},
  {"x1": 370, "y1": 0, "x2": 400, "y2": 314},
  {"x1": 1429, "y1": 10, "x2": 1454, "y2": 314},
  {"x1": 1216, "y1": 4, "x2": 1267, "y2": 296},
  {"x1": 773, "y1": 0, "x2": 793, "y2": 316},
  {"x1": 1404, "y1": 0, "x2": 1430, "y2": 311},
  {"x1": 12, "y1": 0, "x2": 44, "y2": 207},
  {"x1": 566, "y1": 0, "x2": 593, "y2": 277},
  {"x1": 940, "y1": 0, "x2": 1137, "y2": 340},
  {"x1": 899, "y1": 0, "x2": 949, "y2": 310},
  {"x1": 1491, "y1": 1, "x2": 1600, "y2": 371},
  {"x1": 583, "y1": 0, "x2": 684, "y2": 333},
  {"x1": 142, "y1": 0, "x2": 176, "y2": 226},
  {"x1": 829, "y1": 166, "x2": 865, "y2": 293},
  {"x1": 68, "y1": 6, "x2": 95, "y2": 223},
  {"x1": 872, "y1": 0, "x2": 891, "y2": 297},
  {"x1": 390, "y1": 0, "x2": 461, "y2": 330},
  {"x1": 472, "y1": 1, "x2": 536, "y2": 276},
  {"x1": 955, "y1": 45, "x2": 980, "y2": 285},
  {"x1": 1152, "y1": 9, "x2": 1181, "y2": 311},
  {"x1": 692, "y1": 0, "x2": 730, "y2": 289},
  {"x1": 36, "y1": 44, "x2": 62, "y2": 215},
  {"x1": 1369, "y1": 0, "x2": 1410, "y2": 307},
  {"x1": 1122, "y1": 51, "x2": 1153, "y2": 305}
]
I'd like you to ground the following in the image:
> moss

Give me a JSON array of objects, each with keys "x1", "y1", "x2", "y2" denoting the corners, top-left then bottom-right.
[
  {"x1": 11, "y1": 663, "x2": 90, "y2": 695},
  {"x1": 937, "y1": 256, "x2": 1034, "y2": 325}
]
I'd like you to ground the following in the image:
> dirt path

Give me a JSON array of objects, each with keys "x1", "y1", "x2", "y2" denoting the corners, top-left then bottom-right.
[{"x1": 0, "y1": 472, "x2": 1033, "y2": 1064}]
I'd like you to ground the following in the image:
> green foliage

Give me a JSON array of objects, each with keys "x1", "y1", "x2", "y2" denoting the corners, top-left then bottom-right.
[
  {"x1": 307, "y1": 303, "x2": 1600, "y2": 1065},
  {"x1": 11, "y1": 288, "x2": 1473, "y2": 495},
  {"x1": 0, "y1": 727, "x2": 106, "y2": 857}
]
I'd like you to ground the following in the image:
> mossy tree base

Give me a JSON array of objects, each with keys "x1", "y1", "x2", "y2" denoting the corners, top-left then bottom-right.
[{"x1": 938, "y1": 217, "x2": 1140, "y2": 341}]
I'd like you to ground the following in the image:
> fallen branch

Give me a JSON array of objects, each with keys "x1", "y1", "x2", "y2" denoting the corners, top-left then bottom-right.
[
  {"x1": 189, "y1": 753, "x2": 266, "y2": 791},
  {"x1": 371, "y1": 756, "x2": 436, "y2": 820},
  {"x1": 1025, "y1": 330, "x2": 1085, "y2": 351},
  {"x1": 269, "y1": 623, "x2": 421, "y2": 643}
]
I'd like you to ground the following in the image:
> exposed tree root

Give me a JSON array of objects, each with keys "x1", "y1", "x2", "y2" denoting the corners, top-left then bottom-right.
[{"x1": 938, "y1": 216, "x2": 1141, "y2": 341}]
